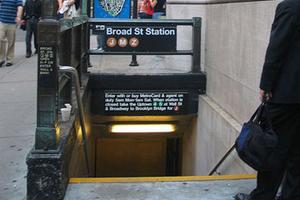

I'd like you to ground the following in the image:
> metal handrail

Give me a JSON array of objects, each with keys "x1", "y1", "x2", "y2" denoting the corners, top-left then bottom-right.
[
  {"x1": 208, "y1": 144, "x2": 235, "y2": 175},
  {"x1": 59, "y1": 66, "x2": 90, "y2": 176}
]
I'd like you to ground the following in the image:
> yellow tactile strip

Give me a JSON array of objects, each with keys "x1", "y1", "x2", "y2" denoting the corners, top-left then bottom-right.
[{"x1": 69, "y1": 174, "x2": 256, "y2": 184}]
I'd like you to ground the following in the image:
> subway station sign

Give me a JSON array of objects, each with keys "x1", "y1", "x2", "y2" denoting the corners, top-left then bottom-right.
[
  {"x1": 102, "y1": 91, "x2": 187, "y2": 115},
  {"x1": 93, "y1": 25, "x2": 177, "y2": 52}
]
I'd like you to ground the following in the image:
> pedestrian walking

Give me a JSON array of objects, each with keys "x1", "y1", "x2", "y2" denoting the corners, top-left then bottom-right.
[
  {"x1": 23, "y1": 0, "x2": 41, "y2": 58},
  {"x1": 0, "y1": 0, "x2": 23, "y2": 67},
  {"x1": 58, "y1": 0, "x2": 77, "y2": 19},
  {"x1": 138, "y1": 0, "x2": 157, "y2": 19},
  {"x1": 235, "y1": 0, "x2": 300, "y2": 199}
]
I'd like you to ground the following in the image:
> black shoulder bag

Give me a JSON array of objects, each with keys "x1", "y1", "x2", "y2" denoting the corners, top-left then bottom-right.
[{"x1": 235, "y1": 102, "x2": 278, "y2": 171}]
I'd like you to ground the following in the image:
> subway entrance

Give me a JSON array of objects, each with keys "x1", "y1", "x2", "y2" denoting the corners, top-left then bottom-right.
[
  {"x1": 86, "y1": 73, "x2": 204, "y2": 177},
  {"x1": 79, "y1": 18, "x2": 205, "y2": 178},
  {"x1": 26, "y1": 14, "x2": 206, "y2": 199}
]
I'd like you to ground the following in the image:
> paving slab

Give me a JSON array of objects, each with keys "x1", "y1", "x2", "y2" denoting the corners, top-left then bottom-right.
[
  {"x1": 0, "y1": 29, "x2": 36, "y2": 200},
  {"x1": 0, "y1": 136, "x2": 33, "y2": 200}
]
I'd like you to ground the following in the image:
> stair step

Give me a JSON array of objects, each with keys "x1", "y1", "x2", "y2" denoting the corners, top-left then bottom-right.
[{"x1": 65, "y1": 174, "x2": 256, "y2": 200}]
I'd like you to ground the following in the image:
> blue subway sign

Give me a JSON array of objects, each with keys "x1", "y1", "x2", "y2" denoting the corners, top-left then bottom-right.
[{"x1": 93, "y1": 0, "x2": 131, "y2": 18}]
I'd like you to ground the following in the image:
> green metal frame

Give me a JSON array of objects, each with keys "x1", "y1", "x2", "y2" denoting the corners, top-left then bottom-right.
[{"x1": 35, "y1": 0, "x2": 89, "y2": 150}]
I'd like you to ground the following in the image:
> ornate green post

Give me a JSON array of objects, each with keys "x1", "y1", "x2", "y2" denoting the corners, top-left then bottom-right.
[{"x1": 35, "y1": 0, "x2": 60, "y2": 150}]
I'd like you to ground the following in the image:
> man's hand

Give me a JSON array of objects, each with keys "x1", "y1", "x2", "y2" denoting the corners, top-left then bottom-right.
[
  {"x1": 15, "y1": 16, "x2": 22, "y2": 24},
  {"x1": 16, "y1": 6, "x2": 23, "y2": 24},
  {"x1": 259, "y1": 89, "x2": 272, "y2": 102}
]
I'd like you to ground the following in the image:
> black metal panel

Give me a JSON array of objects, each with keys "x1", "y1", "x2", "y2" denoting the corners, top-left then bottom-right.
[
  {"x1": 91, "y1": 90, "x2": 199, "y2": 116},
  {"x1": 88, "y1": 50, "x2": 193, "y2": 55},
  {"x1": 92, "y1": 90, "x2": 198, "y2": 116},
  {"x1": 192, "y1": 18, "x2": 201, "y2": 72},
  {"x1": 88, "y1": 73, "x2": 206, "y2": 91},
  {"x1": 88, "y1": 73, "x2": 206, "y2": 116}
]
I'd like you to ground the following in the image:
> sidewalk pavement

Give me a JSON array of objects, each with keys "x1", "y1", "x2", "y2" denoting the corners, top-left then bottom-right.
[{"x1": 0, "y1": 29, "x2": 37, "y2": 200}]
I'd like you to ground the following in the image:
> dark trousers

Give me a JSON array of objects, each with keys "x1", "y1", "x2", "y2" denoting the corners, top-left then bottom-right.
[
  {"x1": 250, "y1": 103, "x2": 300, "y2": 200},
  {"x1": 139, "y1": 12, "x2": 153, "y2": 19},
  {"x1": 26, "y1": 18, "x2": 38, "y2": 54}
]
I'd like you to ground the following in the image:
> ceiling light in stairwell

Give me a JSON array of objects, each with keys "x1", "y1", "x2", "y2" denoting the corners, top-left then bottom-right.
[{"x1": 110, "y1": 124, "x2": 176, "y2": 133}]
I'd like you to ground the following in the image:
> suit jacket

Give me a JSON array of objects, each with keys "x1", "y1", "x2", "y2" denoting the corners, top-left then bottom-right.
[
  {"x1": 24, "y1": 0, "x2": 41, "y2": 19},
  {"x1": 260, "y1": 0, "x2": 300, "y2": 103}
]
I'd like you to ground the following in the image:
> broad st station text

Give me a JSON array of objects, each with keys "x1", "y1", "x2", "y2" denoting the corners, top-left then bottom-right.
[{"x1": 106, "y1": 27, "x2": 176, "y2": 36}]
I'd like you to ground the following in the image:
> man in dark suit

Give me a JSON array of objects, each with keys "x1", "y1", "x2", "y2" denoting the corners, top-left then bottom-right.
[
  {"x1": 235, "y1": 0, "x2": 300, "y2": 199},
  {"x1": 23, "y1": 0, "x2": 41, "y2": 58}
]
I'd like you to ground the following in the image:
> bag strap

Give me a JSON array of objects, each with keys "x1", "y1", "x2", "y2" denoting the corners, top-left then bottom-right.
[
  {"x1": 263, "y1": 103, "x2": 273, "y2": 130},
  {"x1": 250, "y1": 101, "x2": 273, "y2": 130},
  {"x1": 250, "y1": 102, "x2": 264, "y2": 122}
]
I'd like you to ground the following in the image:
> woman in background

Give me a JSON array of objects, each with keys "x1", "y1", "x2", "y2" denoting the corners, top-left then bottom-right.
[
  {"x1": 57, "y1": 0, "x2": 77, "y2": 19},
  {"x1": 138, "y1": 0, "x2": 157, "y2": 19}
]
